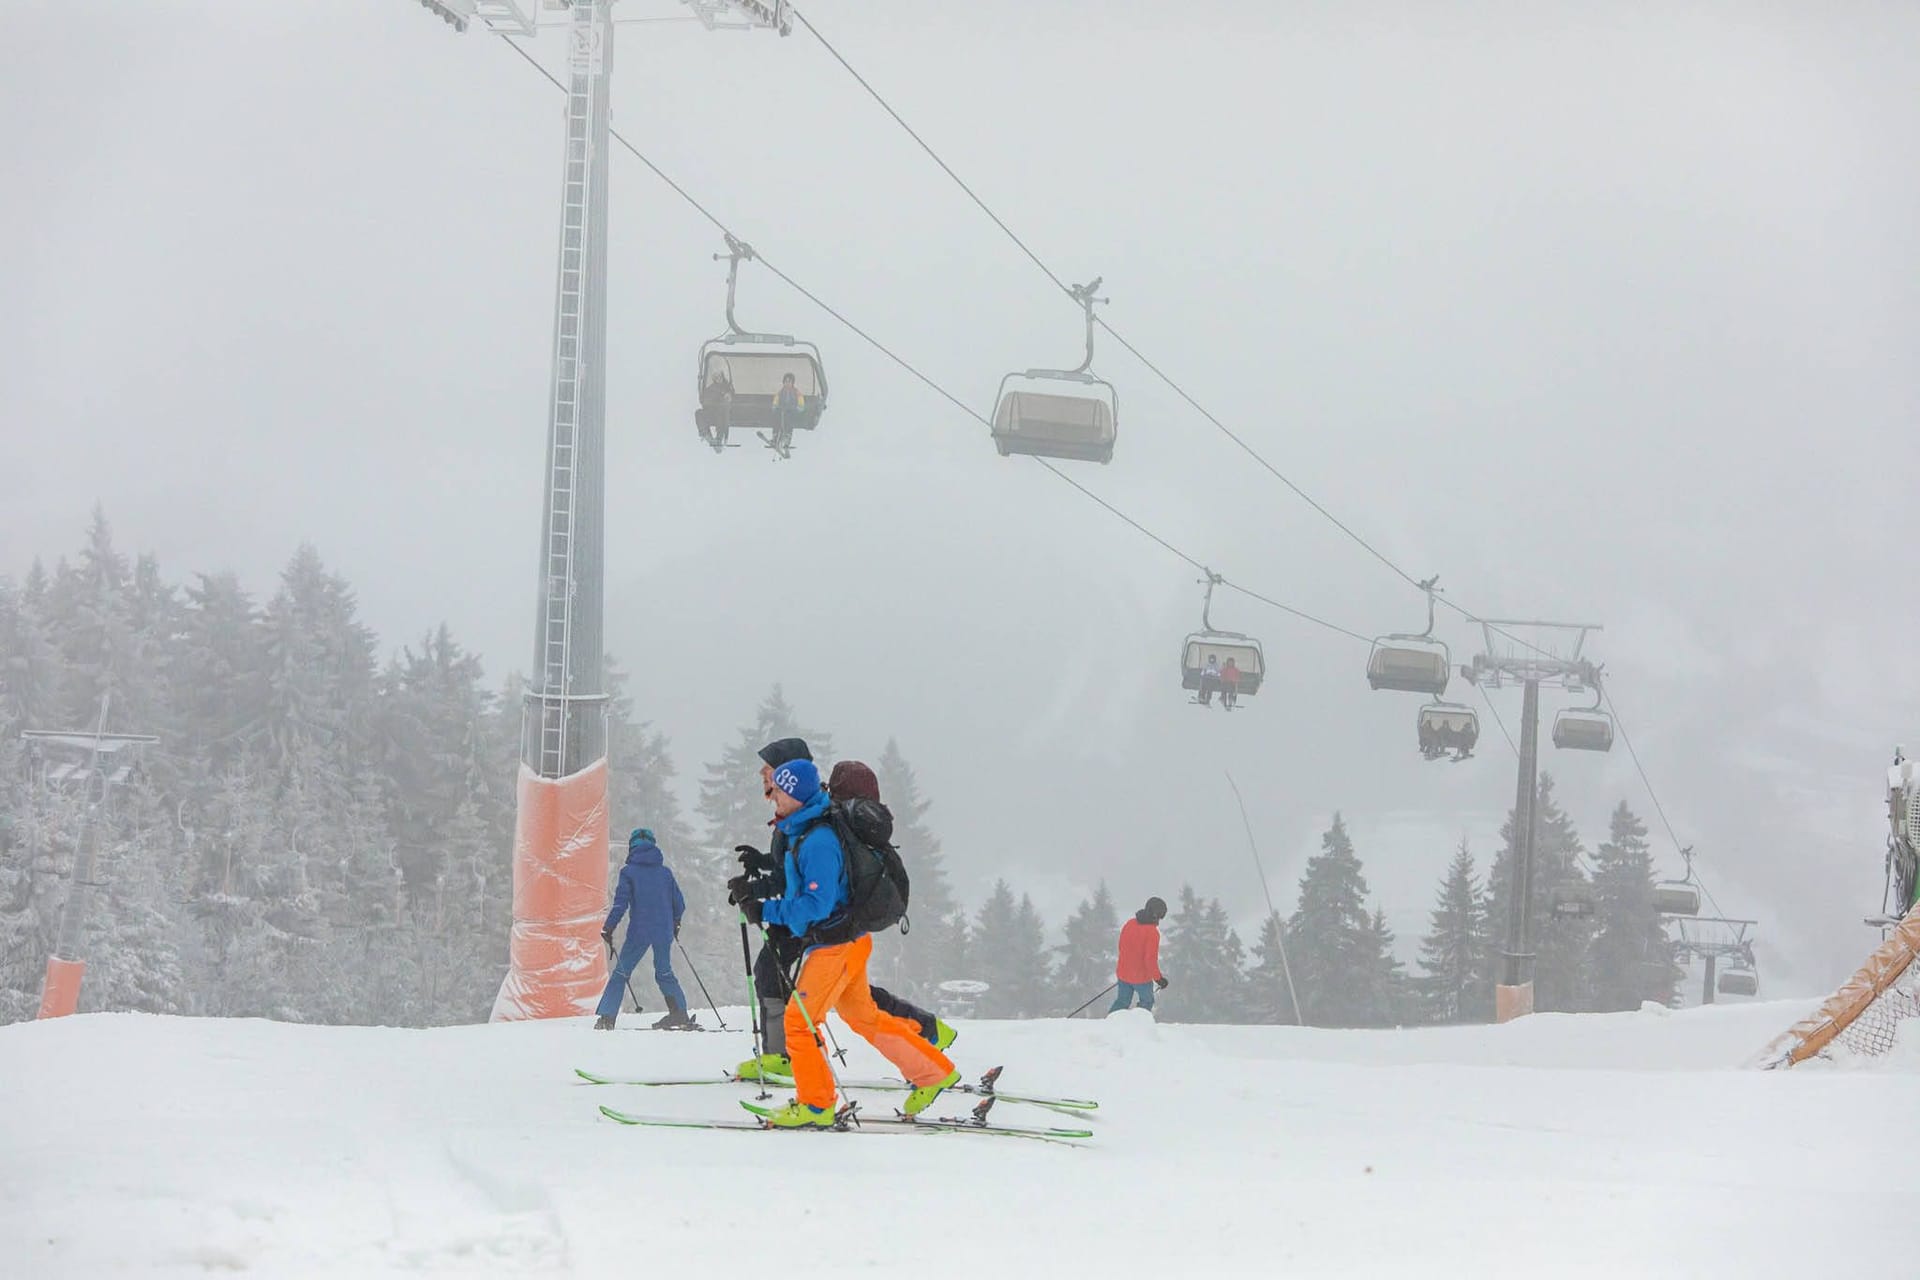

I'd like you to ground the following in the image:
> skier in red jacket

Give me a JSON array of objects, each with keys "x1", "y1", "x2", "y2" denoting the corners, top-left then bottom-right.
[{"x1": 1110, "y1": 897, "x2": 1170, "y2": 1012}]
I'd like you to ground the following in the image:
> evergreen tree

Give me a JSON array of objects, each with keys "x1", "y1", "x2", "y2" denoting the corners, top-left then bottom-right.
[
  {"x1": 1287, "y1": 814, "x2": 1384, "y2": 1027},
  {"x1": 1416, "y1": 839, "x2": 1491, "y2": 1023},
  {"x1": 1246, "y1": 912, "x2": 1302, "y2": 1024},
  {"x1": 870, "y1": 740, "x2": 964, "y2": 1000},
  {"x1": 1161, "y1": 886, "x2": 1249, "y2": 1022},
  {"x1": 1589, "y1": 801, "x2": 1680, "y2": 1011},
  {"x1": 1365, "y1": 909, "x2": 1411, "y2": 1027},
  {"x1": 1055, "y1": 882, "x2": 1120, "y2": 1011},
  {"x1": 969, "y1": 880, "x2": 1049, "y2": 1017}
]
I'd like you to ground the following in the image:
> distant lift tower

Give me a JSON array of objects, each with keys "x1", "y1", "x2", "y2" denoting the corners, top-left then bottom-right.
[
  {"x1": 1462, "y1": 619, "x2": 1604, "y2": 1023},
  {"x1": 24, "y1": 698, "x2": 157, "y2": 1019},
  {"x1": 410, "y1": 0, "x2": 789, "y2": 1019}
]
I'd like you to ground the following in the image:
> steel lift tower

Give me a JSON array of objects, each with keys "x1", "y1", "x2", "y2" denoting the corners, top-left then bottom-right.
[
  {"x1": 1462, "y1": 619, "x2": 1603, "y2": 1023},
  {"x1": 411, "y1": 0, "x2": 789, "y2": 1019}
]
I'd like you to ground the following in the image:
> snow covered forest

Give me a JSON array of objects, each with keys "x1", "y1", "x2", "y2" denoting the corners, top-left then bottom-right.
[{"x1": 2, "y1": 512, "x2": 1683, "y2": 1029}]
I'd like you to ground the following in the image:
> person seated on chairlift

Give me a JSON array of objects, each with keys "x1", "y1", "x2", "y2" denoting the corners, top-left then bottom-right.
[
  {"x1": 1197, "y1": 654, "x2": 1221, "y2": 706},
  {"x1": 700, "y1": 370, "x2": 733, "y2": 444},
  {"x1": 1220, "y1": 656, "x2": 1243, "y2": 709},
  {"x1": 773, "y1": 371, "x2": 805, "y2": 431}
]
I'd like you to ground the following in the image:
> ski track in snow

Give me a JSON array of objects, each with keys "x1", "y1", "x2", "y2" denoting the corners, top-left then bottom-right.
[{"x1": 1, "y1": 999, "x2": 1908, "y2": 1278}]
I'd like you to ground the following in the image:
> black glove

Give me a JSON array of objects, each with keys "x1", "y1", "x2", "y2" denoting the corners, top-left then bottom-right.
[
  {"x1": 727, "y1": 871, "x2": 784, "y2": 905},
  {"x1": 741, "y1": 898, "x2": 765, "y2": 926},
  {"x1": 735, "y1": 844, "x2": 777, "y2": 875},
  {"x1": 1155, "y1": 976, "x2": 1169, "y2": 990},
  {"x1": 600, "y1": 929, "x2": 614, "y2": 948}
]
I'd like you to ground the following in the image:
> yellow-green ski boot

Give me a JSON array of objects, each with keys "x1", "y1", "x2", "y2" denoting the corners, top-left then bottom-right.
[
  {"x1": 734, "y1": 1052, "x2": 791, "y2": 1082},
  {"x1": 903, "y1": 1069, "x2": 962, "y2": 1117}
]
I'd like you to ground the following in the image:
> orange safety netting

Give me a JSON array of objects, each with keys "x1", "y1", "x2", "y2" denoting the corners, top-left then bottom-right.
[
  {"x1": 1758, "y1": 910, "x2": 1920, "y2": 1068},
  {"x1": 491, "y1": 758, "x2": 610, "y2": 1021},
  {"x1": 37, "y1": 956, "x2": 85, "y2": 1019}
]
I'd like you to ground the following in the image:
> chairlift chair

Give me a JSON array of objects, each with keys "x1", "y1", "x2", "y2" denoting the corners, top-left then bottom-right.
[
  {"x1": 1417, "y1": 701, "x2": 1479, "y2": 761},
  {"x1": 1652, "y1": 882, "x2": 1701, "y2": 916},
  {"x1": 693, "y1": 235, "x2": 828, "y2": 455},
  {"x1": 1550, "y1": 882, "x2": 1597, "y2": 919},
  {"x1": 1717, "y1": 967, "x2": 1758, "y2": 997},
  {"x1": 1181, "y1": 572, "x2": 1264, "y2": 709},
  {"x1": 990, "y1": 280, "x2": 1117, "y2": 464},
  {"x1": 1551, "y1": 707, "x2": 1615, "y2": 753},
  {"x1": 1367, "y1": 577, "x2": 1452, "y2": 696}
]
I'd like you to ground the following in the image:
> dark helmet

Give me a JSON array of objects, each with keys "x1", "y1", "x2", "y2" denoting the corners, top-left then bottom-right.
[{"x1": 1143, "y1": 896, "x2": 1168, "y2": 922}]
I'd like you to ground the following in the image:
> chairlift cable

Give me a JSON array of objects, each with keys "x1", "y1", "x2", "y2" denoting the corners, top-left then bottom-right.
[
  {"x1": 1601, "y1": 687, "x2": 1732, "y2": 923},
  {"x1": 497, "y1": 30, "x2": 1361, "y2": 647},
  {"x1": 785, "y1": 10, "x2": 1572, "y2": 664}
]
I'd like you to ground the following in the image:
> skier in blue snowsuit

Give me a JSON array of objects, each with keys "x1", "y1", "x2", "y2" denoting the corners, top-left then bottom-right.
[{"x1": 595, "y1": 828, "x2": 692, "y2": 1030}]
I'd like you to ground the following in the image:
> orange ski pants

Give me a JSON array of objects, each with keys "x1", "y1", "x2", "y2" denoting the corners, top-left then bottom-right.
[{"x1": 785, "y1": 933, "x2": 955, "y2": 1110}]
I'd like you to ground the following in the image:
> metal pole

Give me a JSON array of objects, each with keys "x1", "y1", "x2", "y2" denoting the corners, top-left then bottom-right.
[
  {"x1": 1702, "y1": 953, "x2": 1717, "y2": 1005},
  {"x1": 524, "y1": 0, "x2": 613, "y2": 780},
  {"x1": 1226, "y1": 771, "x2": 1302, "y2": 1025},
  {"x1": 678, "y1": 942, "x2": 729, "y2": 1029},
  {"x1": 1066, "y1": 982, "x2": 1118, "y2": 1019},
  {"x1": 1497, "y1": 678, "x2": 1541, "y2": 1020}
]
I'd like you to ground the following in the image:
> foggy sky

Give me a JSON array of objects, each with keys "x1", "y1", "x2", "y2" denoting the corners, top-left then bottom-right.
[{"x1": 4, "y1": 0, "x2": 1916, "y2": 995}]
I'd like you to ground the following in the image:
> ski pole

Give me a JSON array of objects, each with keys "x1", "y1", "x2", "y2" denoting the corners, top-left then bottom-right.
[
  {"x1": 739, "y1": 919, "x2": 763, "y2": 1056},
  {"x1": 607, "y1": 936, "x2": 644, "y2": 1015},
  {"x1": 1065, "y1": 982, "x2": 1118, "y2": 1019},
  {"x1": 678, "y1": 941, "x2": 730, "y2": 1030}
]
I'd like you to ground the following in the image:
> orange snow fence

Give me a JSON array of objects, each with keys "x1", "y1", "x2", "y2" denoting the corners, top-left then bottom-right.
[
  {"x1": 1494, "y1": 982, "x2": 1533, "y2": 1023},
  {"x1": 1757, "y1": 910, "x2": 1920, "y2": 1068},
  {"x1": 491, "y1": 758, "x2": 610, "y2": 1021},
  {"x1": 37, "y1": 956, "x2": 85, "y2": 1019}
]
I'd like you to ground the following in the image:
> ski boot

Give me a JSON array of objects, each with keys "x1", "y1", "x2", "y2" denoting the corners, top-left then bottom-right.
[
  {"x1": 759, "y1": 1099, "x2": 836, "y2": 1129},
  {"x1": 593, "y1": 1014, "x2": 617, "y2": 1030},
  {"x1": 734, "y1": 1052, "x2": 791, "y2": 1082},
  {"x1": 932, "y1": 1018, "x2": 959, "y2": 1052},
  {"x1": 652, "y1": 1007, "x2": 698, "y2": 1031},
  {"x1": 902, "y1": 1069, "x2": 962, "y2": 1117}
]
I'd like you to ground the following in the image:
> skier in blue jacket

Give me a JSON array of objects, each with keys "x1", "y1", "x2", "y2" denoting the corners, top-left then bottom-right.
[{"x1": 595, "y1": 828, "x2": 692, "y2": 1030}]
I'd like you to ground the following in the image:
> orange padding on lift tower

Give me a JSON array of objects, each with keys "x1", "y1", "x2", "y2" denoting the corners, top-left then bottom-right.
[
  {"x1": 1494, "y1": 983, "x2": 1534, "y2": 1023},
  {"x1": 37, "y1": 956, "x2": 85, "y2": 1019},
  {"x1": 1758, "y1": 910, "x2": 1920, "y2": 1068},
  {"x1": 491, "y1": 759, "x2": 610, "y2": 1021}
]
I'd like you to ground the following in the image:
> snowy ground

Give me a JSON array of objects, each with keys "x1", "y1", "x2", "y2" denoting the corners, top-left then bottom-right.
[{"x1": 3, "y1": 999, "x2": 1910, "y2": 1278}]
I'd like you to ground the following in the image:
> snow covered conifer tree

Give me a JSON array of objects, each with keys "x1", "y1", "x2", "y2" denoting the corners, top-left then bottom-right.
[
  {"x1": 871, "y1": 740, "x2": 964, "y2": 1001},
  {"x1": 1287, "y1": 814, "x2": 1380, "y2": 1027},
  {"x1": 1054, "y1": 882, "x2": 1120, "y2": 1009},
  {"x1": 1416, "y1": 839, "x2": 1490, "y2": 1023},
  {"x1": 1589, "y1": 801, "x2": 1679, "y2": 1011}
]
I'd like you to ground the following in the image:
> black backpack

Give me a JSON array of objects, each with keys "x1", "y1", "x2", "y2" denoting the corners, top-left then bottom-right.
[{"x1": 803, "y1": 801, "x2": 911, "y2": 945}]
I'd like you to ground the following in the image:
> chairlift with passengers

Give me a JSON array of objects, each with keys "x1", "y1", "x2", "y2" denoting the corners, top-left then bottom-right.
[
  {"x1": 694, "y1": 234, "x2": 828, "y2": 458},
  {"x1": 1417, "y1": 701, "x2": 1479, "y2": 762},
  {"x1": 1181, "y1": 572, "x2": 1264, "y2": 710},
  {"x1": 990, "y1": 280, "x2": 1117, "y2": 463},
  {"x1": 1366, "y1": 577, "x2": 1452, "y2": 696}
]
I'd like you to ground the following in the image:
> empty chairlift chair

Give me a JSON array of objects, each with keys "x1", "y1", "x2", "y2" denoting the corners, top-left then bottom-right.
[
  {"x1": 1552, "y1": 707, "x2": 1615, "y2": 753},
  {"x1": 1717, "y1": 967, "x2": 1759, "y2": 997},
  {"x1": 1366, "y1": 577, "x2": 1454, "y2": 697},
  {"x1": 990, "y1": 279, "x2": 1117, "y2": 464},
  {"x1": 693, "y1": 234, "x2": 828, "y2": 456},
  {"x1": 1652, "y1": 881, "x2": 1701, "y2": 916},
  {"x1": 1550, "y1": 883, "x2": 1597, "y2": 919}
]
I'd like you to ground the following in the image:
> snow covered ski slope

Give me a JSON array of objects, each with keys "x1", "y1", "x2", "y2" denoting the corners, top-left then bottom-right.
[{"x1": 3, "y1": 1000, "x2": 1913, "y2": 1278}]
